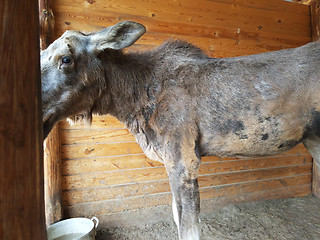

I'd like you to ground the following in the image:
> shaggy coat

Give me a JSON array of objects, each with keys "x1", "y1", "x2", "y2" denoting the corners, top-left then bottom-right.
[{"x1": 41, "y1": 21, "x2": 320, "y2": 240}]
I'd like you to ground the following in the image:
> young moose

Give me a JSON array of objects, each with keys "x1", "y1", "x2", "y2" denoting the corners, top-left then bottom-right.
[{"x1": 42, "y1": 21, "x2": 320, "y2": 240}]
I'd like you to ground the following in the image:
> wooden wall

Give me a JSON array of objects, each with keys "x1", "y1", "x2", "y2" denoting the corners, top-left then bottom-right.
[{"x1": 51, "y1": 0, "x2": 312, "y2": 225}]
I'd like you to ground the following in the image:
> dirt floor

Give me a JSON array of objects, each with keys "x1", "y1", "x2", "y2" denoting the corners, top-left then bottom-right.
[{"x1": 96, "y1": 195, "x2": 320, "y2": 240}]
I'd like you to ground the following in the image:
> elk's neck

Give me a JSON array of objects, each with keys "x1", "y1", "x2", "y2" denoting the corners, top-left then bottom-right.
[{"x1": 96, "y1": 49, "x2": 157, "y2": 125}]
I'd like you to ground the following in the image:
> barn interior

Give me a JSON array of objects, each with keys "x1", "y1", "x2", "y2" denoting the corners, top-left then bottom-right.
[{"x1": 1, "y1": 0, "x2": 320, "y2": 239}]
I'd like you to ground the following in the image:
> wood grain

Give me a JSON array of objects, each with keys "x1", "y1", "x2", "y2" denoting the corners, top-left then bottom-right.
[
  {"x1": 311, "y1": 0, "x2": 320, "y2": 41},
  {"x1": 61, "y1": 128, "x2": 135, "y2": 145},
  {"x1": 0, "y1": 1, "x2": 46, "y2": 239},
  {"x1": 62, "y1": 141, "x2": 144, "y2": 159},
  {"x1": 40, "y1": 0, "x2": 63, "y2": 225},
  {"x1": 62, "y1": 154, "x2": 162, "y2": 175},
  {"x1": 44, "y1": 125, "x2": 63, "y2": 225},
  {"x1": 51, "y1": 0, "x2": 313, "y2": 218},
  {"x1": 52, "y1": 0, "x2": 310, "y2": 57},
  {"x1": 64, "y1": 184, "x2": 311, "y2": 217},
  {"x1": 311, "y1": 0, "x2": 320, "y2": 197},
  {"x1": 63, "y1": 174, "x2": 311, "y2": 205},
  {"x1": 60, "y1": 115, "x2": 125, "y2": 129},
  {"x1": 62, "y1": 163, "x2": 311, "y2": 191},
  {"x1": 61, "y1": 152, "x2": 311, "y2": 175}
]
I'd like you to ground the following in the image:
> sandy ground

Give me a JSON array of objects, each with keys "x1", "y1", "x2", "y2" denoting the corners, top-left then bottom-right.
[{"x1": 96, "y1": 195, "x2": 320, "y2": 240}]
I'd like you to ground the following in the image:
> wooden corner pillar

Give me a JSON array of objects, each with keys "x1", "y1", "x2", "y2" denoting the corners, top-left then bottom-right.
[
  {"x1": 43, "y1": 125, "x2": 62, "y2": 225},
  {"x1": 0, "y1": 1, "x2": 47, "y2": 239},
  {"x1": 311, "y1": 0, "x2": 320, "y2": 41},
  {"x1": 311, "y1": 0, "x2": 320, "y2": 197},
  {"x1": 39, "y1": 0, "x2": 63, "y2": 225}
]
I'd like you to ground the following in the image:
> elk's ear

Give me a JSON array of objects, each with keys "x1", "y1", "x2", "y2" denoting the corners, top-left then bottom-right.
[{"x1": 89, "y1": 21, "x2": 146, "y2": 52}]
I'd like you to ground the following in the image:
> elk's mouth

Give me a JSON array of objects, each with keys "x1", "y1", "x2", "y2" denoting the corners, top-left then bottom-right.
[
  {"x1": 43, "y1": 119, "x2": 53, "y2": 140},
  {"x1": 42, "y1": 112, "x2": 58, "y2": 140}
]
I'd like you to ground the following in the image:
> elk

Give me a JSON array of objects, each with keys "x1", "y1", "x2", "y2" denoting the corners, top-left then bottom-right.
[{"x1": 41, "y1": 21, "x2": 320, "y2": 240}]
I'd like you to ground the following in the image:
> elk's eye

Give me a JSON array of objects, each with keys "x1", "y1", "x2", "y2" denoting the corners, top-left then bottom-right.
[{"x1": 61, "y1": 56, "x2": 72, "y2": 64}]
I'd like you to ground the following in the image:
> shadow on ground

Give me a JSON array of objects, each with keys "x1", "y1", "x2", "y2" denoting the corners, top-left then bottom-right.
[{"x1": 97, "y1": 195, "x2": 320, "y2": 240}]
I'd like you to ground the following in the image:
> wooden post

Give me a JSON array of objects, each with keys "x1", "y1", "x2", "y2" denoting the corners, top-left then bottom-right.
[
  {"x1": 39, "y1": 0, "x2": 63, "y2": 225},
  {"x1": 44, "y1": 126, "x2": 63, "y2": 225},
  {"x1": 311, "y1": 0, "x2": 320, "y2": 41},
  {"x1": 39, "y1": 0, "x2": 55, "y2": 50},
  {"x1": 311, "y1": 0, "x2": 320, "y2": 197},
  {"x1": 291, "y1": 0, "x2": 313, "y2": 5},
  {"x1": 0, "y1": 1, "x2": 47, "y2": 239}
]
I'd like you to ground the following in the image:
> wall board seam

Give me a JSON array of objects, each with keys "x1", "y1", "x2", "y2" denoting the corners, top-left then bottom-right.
[
  {"x1": 62, "y1": 183, "x2": 311, "y2": 209},
  {"x1": 60, "y1": 152, "x2": 311, "y2": 162},
  {"x1": 61, "y1": 153, "x2": 147, "y2": 161},
  {"x1": 62, "y1": 141, "x2": 137, "y2": 146},
  {"x1": 61, "y1": 162, "x2": 311, "y2": 177},
  {"x1": 62, "y1": 173, "x2": 311, "y2": 195},
  {"x1": 197, "y1": 163, "x2": 312, "y2": 177}
]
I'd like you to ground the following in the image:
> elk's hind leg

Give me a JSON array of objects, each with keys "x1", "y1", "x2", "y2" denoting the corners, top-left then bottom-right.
[{"x1": 303, "y1": 136, "x2": 320, "y2": 198}]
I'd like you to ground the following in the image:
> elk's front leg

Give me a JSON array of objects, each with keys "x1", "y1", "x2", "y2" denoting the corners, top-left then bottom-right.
[{"x1": 164, "y1": 136, "x2": 201, "y2": 240}]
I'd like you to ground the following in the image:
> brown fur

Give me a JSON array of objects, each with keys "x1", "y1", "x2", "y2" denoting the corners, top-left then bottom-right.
[{"x1": 41, "y1": 21, "x2": 320, "y2": 240}]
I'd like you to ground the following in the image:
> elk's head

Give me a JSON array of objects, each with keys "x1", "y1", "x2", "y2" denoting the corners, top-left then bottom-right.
[{"x1": 41, "y1": 21, "x2": 146, "y2": 139}]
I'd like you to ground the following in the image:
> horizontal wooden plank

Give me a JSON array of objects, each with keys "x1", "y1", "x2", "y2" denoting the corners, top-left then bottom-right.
[
  {"x1": 62, "y1": 150, "x2": 311, "y2": 175},
  {"x1": 208, "y1": 0, "x2": 310, "y2": 14},
  {"x1": 63, "y1": 179, "x2": 170, "y2": 206},
  {"x1": 199, "y1": 154, "x2": 312, "y2": 175},
  {"x1": 59, "y1": 115, "x2": 125, "y2": 129},
  {"x1": 63, "y1": 184, "x2": 311, "y2": 217},
  {"x1": 200, "y1": 174, "x2": 311, "y2": 201},
  {"x1": 53, "y1": 16, "x2": 310, "y2": 59},
  {"x1": 65, "y1": 191, "x2": 171, "y2": 217},
  {"x1": 85, "y1": 183, "x2": 312, "y2": 228},
  {"x1": 199, "y1": 164, "x2": 312, "y2": 187},
  {"x1": 61, "y1": 154, "x2": 163, "y2": 175},
  {"x1": 53, "y1": 0, "x2": 310, "y2": 37},
  {"x1": 62, "y1": 163, "x2": 311, "y2": 190},
  {"x1": 52, "y1": 0, "x2": 310, "y2": 58},
  {"x1": 62, "y1": 166, "x2": 167, "y2": 190},
  {"x1": 60, "y1": 128, "x2": 135, "y2": 145},
  {"x1": 62, "y1": 174, "x2": 311, "y2": 205},
  {"x1": 199, "y1": 183, "x2": 311, "y2": 213},
  {"x1": 53, "y1": 17, "x2": 309, "y2": 58},
  {"x1": 61, "y1": 141, "x2": 143, "y2": 159},
  {"x1": 53, "y1": 11, "x2": 310, "y2": 44}
]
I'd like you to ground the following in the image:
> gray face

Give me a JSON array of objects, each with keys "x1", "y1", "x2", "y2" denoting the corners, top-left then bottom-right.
[
  {"x1": 42, "y1": 31, "x2": 87, "y2": 136},
  {"x1": 41, "y1": 21, "x2": 146, "y2": 138},
  {"x1": 41, "y1": 30, "x2": 105, "y2": 138}
]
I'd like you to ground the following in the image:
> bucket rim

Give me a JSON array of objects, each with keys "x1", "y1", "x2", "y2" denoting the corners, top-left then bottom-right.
[
  {"x1": 47, "y1": 217, "x2": 98, "y2": 230},
  {"x1": 47, "y1": 217, "x2": 99, "y2": 240}
]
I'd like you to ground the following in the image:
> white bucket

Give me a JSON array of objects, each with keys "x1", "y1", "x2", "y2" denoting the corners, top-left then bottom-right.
[{"x1": 47, "y1": 217, "x2": 99, "y2": 240}]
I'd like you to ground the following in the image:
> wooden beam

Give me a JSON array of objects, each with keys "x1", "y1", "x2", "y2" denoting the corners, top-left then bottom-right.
[
  {"x1": 311, "y1": 0, "x2": 320, "y2": 197},
  {"x1": 39, "y1": 0, "x2": 63, "y2": 225},
  {"x1": 0, "y1": 1, "x2": 47, "y2": 239},
  {"x1": 311, "y1": 0, "x2": 320, "y2": 41},
  {"x1": 291, "y1": 0, "x2": 314, "y2": 5},
  {"x1": 39, "y1": 0, "x2": 55, "y2": 49},
  {"x1": 43, "y1": 126, "x2": 63, "y2": 225}
]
